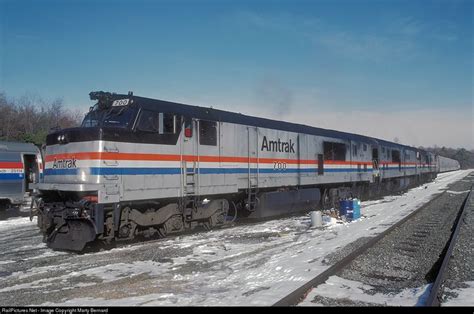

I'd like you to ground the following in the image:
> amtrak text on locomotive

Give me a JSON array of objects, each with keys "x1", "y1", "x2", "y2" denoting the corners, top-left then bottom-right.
[
  {"x1": 261, "y1": 136, "x2": 295, "y2": 153},
  {"x1": 52, "y1": 158, "x2": 77, "y2": 169}
]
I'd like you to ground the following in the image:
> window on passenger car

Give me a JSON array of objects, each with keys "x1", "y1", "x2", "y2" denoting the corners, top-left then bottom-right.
[
  {"x1": 363, "y1": 144, "x2": 367, "y2": 152},
  {"x1": 324, "y1": 142, "x2": 346, "y2": 161},
  {"x1": 404, "y1": 151, "x2": 410, "y2": 160},
  {"x1": 199, "y1": 120, "x2": 217, "y2": 146},
  {"x1": 392, "y1": 150, "x2": 401, "y2": 163},
  {"x1": 352, "y1": 144, "x2": 358, "y2": 156}
]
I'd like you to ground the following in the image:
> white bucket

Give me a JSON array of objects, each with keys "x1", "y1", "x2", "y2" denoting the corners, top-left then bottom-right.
[{"x1": 310, "y1": 211, "x2": 323, "y2": 228}]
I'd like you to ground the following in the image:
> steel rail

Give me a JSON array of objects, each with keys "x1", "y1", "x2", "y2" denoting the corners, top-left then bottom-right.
[
  {"x1": 425, "y1": 186, "x2": 472, "y2": 306},
  {"x1": 272, "y1": 190, "x2": 449, "y2": 306}
]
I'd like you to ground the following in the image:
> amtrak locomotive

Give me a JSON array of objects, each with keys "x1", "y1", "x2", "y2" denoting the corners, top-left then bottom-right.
[{"x1": 31, "y1": 91, "x2": 460, "y2": 251}]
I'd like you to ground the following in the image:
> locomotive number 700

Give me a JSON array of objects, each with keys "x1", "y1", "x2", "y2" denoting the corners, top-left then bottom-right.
[{"x1": 273, "y1": 161, "x2": 287, "y2": 170}]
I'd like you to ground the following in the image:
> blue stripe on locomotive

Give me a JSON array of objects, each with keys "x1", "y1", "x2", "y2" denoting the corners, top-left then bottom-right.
[
  {"x1": 44, "y1": 167, "x2": 379, "y2": 176},
  {"x1": 0, "y1": 173, "x2": 24, "y2": 180}
]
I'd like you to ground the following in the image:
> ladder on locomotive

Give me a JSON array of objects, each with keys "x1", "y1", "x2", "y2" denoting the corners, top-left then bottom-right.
[
  {"x1": 247, "y1": 174, "x2": 259, "y2": 211},
  {"x1": 247, "y1": 127, "x2": 259, "y2": 211},
  {"x1": 183, "y1": 160, "x2": 199, "y2": 209}
]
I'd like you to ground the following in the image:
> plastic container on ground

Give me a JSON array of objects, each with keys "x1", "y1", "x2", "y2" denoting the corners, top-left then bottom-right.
[
  {"x1": 339, "y1": 198, "x2": 361, "y2": 221},
  {"x1": 339, "y1": 199, "x2": 351, "y2": 217}
]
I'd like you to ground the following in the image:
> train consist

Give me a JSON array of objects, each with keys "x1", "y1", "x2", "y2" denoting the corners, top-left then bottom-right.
[
  {"x1": 437, "y1": 155, "x2": 461, "y2": 173},
  {"x1": 30, "y1": 91, "x2": 460, "y2": 251},
  {"x1": 0, "y1": 142, "x2": 42, "y2": 209}
]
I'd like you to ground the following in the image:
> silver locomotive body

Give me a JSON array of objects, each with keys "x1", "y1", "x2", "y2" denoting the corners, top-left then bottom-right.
[{"x1": 32, "y1": 91, "x2": 452, "y2": 251}]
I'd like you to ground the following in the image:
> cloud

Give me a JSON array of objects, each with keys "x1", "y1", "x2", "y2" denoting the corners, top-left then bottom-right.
[
  {"x1": 232, "y1": 10, "x2": 458, "y2": 62},
  {"x1": 388, "y1": 16, "x2": 425, "y2": 36},
  {"x1": 234, "y1": 10, "x2": 321, "y2": 34},
  {"x1": 313, "y1": 31, "x2": 417, "y2": 62}
]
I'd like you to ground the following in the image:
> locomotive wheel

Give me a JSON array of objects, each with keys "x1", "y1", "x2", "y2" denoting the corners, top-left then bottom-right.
[
  {"x1": 157, "y1": 227, "x2": 167, "y2": 238},
  {"x1": 202, "y1": 210, "x2": 226, "y2": 231},
  {"x1": 159, "y1": 214, "x2": 184, "y2": 237},
  {"x1": 202, "y1": 221, "x2": 212, "y2": 231},
  {"x1": 322, "y1": 189, "x2": 331, "y2": 210},
  {"x1": 118, "y1": 221, "x2": 137, "y2": 240}
]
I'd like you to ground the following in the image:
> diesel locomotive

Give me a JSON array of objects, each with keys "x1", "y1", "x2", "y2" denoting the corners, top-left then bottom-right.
[{"x1": 30, "y1": 91, "x2": 460, "y2": 251}]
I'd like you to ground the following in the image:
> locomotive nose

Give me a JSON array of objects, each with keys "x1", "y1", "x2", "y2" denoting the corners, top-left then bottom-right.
[{"x1": 44, "y1": 128, "x2": 102, "y2": 185}]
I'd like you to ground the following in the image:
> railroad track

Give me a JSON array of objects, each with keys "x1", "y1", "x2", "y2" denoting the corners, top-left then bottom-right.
[
  {"x1": 425, "y1": 186, "x2": 472, "y2": 306},
  {"x1": 274, "y1": 179, "x2": 473, "y2": 306}
]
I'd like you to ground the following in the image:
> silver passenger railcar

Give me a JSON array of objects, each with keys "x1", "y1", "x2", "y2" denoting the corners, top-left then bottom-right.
[
  {"x1": 0, "y1": 141, "x2": 42, "y2": 209},
  {"x1": 438, "y1": 155, "x2": 461, "y2": 172}
]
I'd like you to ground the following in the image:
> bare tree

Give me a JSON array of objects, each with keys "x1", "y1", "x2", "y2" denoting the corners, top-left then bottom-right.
[{"x1": 0, "y1": 92, "x2": 81, "y2": 145}]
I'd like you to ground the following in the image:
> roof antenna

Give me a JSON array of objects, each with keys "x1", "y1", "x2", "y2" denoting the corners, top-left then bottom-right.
[{"x1": 128, "y1": 91, "x2": 133, "y2": 96}]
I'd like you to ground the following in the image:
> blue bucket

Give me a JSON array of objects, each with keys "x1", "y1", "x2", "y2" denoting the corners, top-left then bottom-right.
[
  {"x1": 351, "y1": 199, "x2": 361, "y2": 220},
  {"x1": 345, "y1": 199, "x2": 361, "y2": 221},
  {"x1": 339, "y1": 199, "x2": 352, "y2": 217}
]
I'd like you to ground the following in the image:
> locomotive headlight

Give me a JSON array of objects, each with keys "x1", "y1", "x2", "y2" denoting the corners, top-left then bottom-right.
[{"x1": 80, "y1": 170, "x2": 87, "y2": 182}]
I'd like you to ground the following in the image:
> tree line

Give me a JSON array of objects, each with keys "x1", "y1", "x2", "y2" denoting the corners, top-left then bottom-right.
[{"x1": 0, "y1": 92, "x2": 82, "y2": 146}]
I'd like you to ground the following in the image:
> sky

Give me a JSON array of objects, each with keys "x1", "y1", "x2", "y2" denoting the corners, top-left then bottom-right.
[{"x1": 0, "y1": 0, "x2": 473, "y2": 149}]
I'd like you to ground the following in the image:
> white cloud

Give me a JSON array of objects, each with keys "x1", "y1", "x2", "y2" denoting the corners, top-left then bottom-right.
[{"x1": 232, "y1": 10, "x2": 458, "y2": 62}]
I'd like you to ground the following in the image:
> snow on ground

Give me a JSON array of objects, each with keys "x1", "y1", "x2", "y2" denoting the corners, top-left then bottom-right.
[
  {"x1": 0, "y1": 216, "x2": 36, "y2": 232},
  {"x1": 442, "y1": 282, "x2": 474, "y2": 306},
  {"x1": 299, "y1": 276, "x2": 432, "y2": 306},
  {"x1": 0, "y1": 170, "x2": 472, "y2": 306}
]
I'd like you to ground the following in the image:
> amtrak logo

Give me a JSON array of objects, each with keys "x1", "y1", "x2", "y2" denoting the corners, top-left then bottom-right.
[
  {"x1": 261, "y1": 136, "x2": 295, "y2": 153},
  {"x1": 52, "y1": 158, "x2": 77, "y2": 169}
]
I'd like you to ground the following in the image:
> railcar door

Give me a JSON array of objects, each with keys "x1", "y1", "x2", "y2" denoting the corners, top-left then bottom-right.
[
  {"x1": 181, "y1": 117, "x2": 199, "y2": 200},
  {"x1": 197, "y1": 119, "x2": 220, "y2": 194},
  {"x1": 372, "y1": 146, "x2": 380, "y2": 179},
  {"x1": 22, "y1": 154, "x2": 38, "y2": 194}
]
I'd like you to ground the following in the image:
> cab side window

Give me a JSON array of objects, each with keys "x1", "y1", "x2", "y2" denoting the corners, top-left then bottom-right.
[
  {"x1": 162, "y1": 113, "x2": 176, "y2": 134},
  {"x1": 137, "y1": 110, "x2": 159, "y2": 132},
  {"x1": 136, "y1": 111, "x2": 177, "y2": 134}
]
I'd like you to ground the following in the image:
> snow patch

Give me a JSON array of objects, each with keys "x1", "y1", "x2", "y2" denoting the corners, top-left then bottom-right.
[
  {"x1": 0, "y1": 217, "x2": 36, "y2": 232},
  {"x1": 442, "y1": 281, "x2": 474, "y2": 306},
  {"x1": 300, "y1": 276, "x2": 431, "y2": 306},
  {"x1": 446, "y1": 190, "x2": 471, "y2": 195}
]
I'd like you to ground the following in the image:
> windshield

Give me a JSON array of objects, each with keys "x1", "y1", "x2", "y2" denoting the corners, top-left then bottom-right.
[{"x1": 81, "y1": 106, "x2": 137, "y2": 128}]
